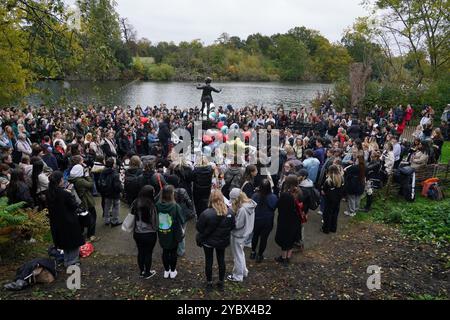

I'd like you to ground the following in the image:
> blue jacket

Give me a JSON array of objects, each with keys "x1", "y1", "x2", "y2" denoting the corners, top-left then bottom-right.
[
  {"x1": 252, "y1": 193, "x2": 278, "y2": 222},
  {"x1": 302, "y1": 157, "x2": 321, "y2": 183}
]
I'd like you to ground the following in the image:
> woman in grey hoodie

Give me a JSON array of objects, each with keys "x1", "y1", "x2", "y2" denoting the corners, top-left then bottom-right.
[{"x1": 227, "y1": 188, "x2": 256, "y2": 282}]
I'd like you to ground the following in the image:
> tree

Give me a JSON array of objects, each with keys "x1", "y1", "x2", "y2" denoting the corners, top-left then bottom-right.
[
  {"x1": 368, "y1": 0, "x2": 450, "y2": 82},
  {"x1": 77, "y1": 0, "x2": 123, "y2": 80},
  {"x1": 273, "y1": 35, "x2": 310, "y2": 81}
]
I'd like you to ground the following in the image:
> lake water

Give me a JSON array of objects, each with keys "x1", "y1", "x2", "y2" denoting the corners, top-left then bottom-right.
[{"x1": 30, "y1": 81, "x2": 334, "y2": 110}]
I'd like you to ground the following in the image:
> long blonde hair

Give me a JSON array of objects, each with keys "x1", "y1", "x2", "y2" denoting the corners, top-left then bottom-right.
[
  {"x1": 326, "y1": 165, "x2": 343, "y2": 188},
  {"x1": 231, "y1": 191, "x2": 251, "y2": 214},
  {"x1": 208, "y1": 190, "x2": 228, "y2": 216}
]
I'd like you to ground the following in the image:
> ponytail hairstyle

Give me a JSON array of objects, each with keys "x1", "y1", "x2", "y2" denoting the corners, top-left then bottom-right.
[
  {"x1": 326, "y1": 165, "x2": 343, "y2": 188},
  {"x1": 31, "y1": 159, "x2": 44, "y2": 197},
  {"x1": 357, "y1": 154, "x2": 366, "y2": 183}
]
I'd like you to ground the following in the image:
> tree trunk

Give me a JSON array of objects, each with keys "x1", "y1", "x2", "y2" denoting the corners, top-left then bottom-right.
[{"x1": 349, "y1": 62, "x2": 372, "y2": 108}]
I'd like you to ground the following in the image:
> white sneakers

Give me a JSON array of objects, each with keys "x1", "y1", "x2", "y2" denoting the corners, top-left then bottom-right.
[
  {"x1": 164, "y1": 270, "x2": 178, "y2": 279},
  {"x1": 344, "y1": 211, "x2": 356, "y2": 217}
]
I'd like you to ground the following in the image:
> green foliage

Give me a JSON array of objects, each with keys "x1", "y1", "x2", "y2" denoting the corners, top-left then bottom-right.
[
  {"x1": 441, "y1": 142, "x2": 450, "y2": 165},
  {"x1": 274, "y1": 35, "x2": 310, "y2": 81},
  {"x1": 370, "y1": 196, "x2": 450, "y2": 246},
  {"x1": 0, "y1": 198, "x2": 27, "y2": 229}
]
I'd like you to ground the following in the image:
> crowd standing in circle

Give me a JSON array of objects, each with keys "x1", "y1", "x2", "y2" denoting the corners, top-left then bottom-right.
[{"x1": 0, "y1": 101, "x2": 448, "y2": 289}]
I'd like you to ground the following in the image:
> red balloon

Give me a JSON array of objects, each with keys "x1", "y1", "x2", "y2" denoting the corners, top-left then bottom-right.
[
  {"x1": 217, "y1": 121, "x2": 224, "y2": 129},
  {"x1": 140, "y1": 117, "x2": 149, "y2": 124},
  {"x1": 223, "y1": 134, "x2": 228, "y2": 142},
  {"x1": 203, "y1": 135, "x2": 213, "y2": 145}
]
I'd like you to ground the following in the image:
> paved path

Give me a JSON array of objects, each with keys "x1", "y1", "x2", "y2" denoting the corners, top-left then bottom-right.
[{"x1": 93, "y1": 197, "x2": 353, "y2": 261}]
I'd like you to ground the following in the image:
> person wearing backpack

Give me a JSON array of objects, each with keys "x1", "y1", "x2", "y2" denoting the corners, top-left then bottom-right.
[
  {"x1": 166, "y1": 174, "x2": 194, "y2": 257},
  {"x1": 156, "y1": 185, "x2": 185, "y2": 279},
  {"x1": 223, "y1": 164, "x2": 243, "y2": 199},
  {"x1": 297, "y1": 169, "x2": 319, "y2": 249},
  {"x1": 227, "y1": 188, "x2": 256, "y2": 282},
  {"x1": 124, "y1": 156, "x2": 144, "y2": 206},
  {"x1": 131, "y1": 185, "x2": 158, "y2": 279},
  {"x1": 69, "y1": 156, "x2": 99, "y2": 242},
  {"x1": 99, "y1": 158, "x2": 123, "y2": 227},
  {"x1": 196, "y1": 190, "x2": 235, "y2": 290}
]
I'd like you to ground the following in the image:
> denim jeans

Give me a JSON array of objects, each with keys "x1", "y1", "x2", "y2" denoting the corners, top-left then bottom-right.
[
  {"x1": 104, "y1": 198, "x2": 120, "y2": 224},
  {"x1": 64, "y1": 247, "x2": 80, "y2": 267}
]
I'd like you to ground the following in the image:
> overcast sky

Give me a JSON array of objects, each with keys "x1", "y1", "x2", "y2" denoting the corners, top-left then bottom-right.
[{"x1": 67, "y1": 0, "x2": 368, "y2": 45}]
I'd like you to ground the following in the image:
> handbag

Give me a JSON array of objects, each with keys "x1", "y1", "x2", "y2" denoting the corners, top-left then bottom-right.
[{"x1": 121, "y1": 213, "x2": 136, "y2": 233}]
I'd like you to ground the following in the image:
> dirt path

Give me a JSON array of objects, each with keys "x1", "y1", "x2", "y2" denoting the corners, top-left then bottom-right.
[
  {"x1": 0, "y1": 197, "x2": 448, "y2": 300},
  {"x1": 93, "y1": 198, "x2": 350, "y2": 260}
]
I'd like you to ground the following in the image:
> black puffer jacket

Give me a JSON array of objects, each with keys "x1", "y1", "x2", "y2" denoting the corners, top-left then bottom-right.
[
  {"x1": 347, "y1": 124, "x2": 361, "y2": 140},
  {"x1": 196, "y1": 208, "x2": 235, "y2": 249},
  {"x1": 344, "y1": 165, "x2": 366, "y2": 196},
  {"x1": 158, "y1": 122, "x2": 171, "y2": 143},
  {"x1": 192, "y1": 165, "x2": 213, "y2": 215}
]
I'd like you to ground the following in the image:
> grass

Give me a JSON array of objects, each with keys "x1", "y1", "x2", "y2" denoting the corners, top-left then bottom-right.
[
  {"x1": 357, "y1": 195, "x2": 450, "y2": 247},
  {"x1": 441, "y1": 142, "x2": 450, "y2": 164}
]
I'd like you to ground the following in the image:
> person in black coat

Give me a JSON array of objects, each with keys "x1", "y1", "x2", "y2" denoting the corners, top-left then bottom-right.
[
  {"x1": 6, "y1": 169, "x2": 34, "y2": 208},
  {"x1": 47, "y1": 171, "x2": 84, "y2": 267},
  {"x1": 192, "y1": 159, "x2": 213, "y2": 217},
  {"x1": 344, "y1": 154, "x2": 367, "y2": 217},
  {"x1": 158, "y1": 118, "x2": 171, "y2": 159},
  {"x1": 321, "y1": 165, "x2": 344, "y2": 234},
  {"x1": 196, "y1": 190, "x2": 235, "y2": 289},
  {"x1": 275, "y1": 175, "x2": 301, "y2": 266},
  {"x1": 347, "y1": 120, "x2": 362, "y2": 141},
  {"x1": 364, "y1": 151, "x2": 382, "y2": 212},
  {"x1": 196, "y1": 77, "x2": 222, "y2": 117}
]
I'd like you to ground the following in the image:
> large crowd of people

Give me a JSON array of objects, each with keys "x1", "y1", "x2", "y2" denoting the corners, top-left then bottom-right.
[{"x1": 0, "y1": 101, "x2": 448, "y2": 289}]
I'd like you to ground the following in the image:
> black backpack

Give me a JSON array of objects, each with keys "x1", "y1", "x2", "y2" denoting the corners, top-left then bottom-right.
[
  {"x1": 98, "y1": 172, "x2": 114, "y2": 194},
  {"x1": 222, "y1": 172, "x2": 239, "y2": 199},
  {"x1": 124, "y1": 172, "x2": 143, "y2": 205},
  {"x1": 309, "y1": 188, "x2": 321, "y2": 211}
]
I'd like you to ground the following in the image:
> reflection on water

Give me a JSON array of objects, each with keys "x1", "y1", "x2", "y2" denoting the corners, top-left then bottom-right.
[{"x1": 30, "y1": 80, "x2": 334, "y2": 110}]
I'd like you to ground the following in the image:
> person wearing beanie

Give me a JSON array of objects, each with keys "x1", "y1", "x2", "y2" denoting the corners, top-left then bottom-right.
[{"x1": 69, "y1": 156, "x2": 100, "y2": 242}]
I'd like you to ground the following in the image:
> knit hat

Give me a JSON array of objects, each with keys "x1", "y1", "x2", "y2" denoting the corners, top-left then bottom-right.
[
  {"x1": 69, "y1": 164, "x2": 84, "y2": 179},
  {"x1": 229, "y1": 188, "x2": 241, "y2": 201}
]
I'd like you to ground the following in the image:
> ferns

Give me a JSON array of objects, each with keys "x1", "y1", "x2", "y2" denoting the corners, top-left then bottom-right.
[{"x1": 0, "y1": 198, "x2": 27, "y2": 229}]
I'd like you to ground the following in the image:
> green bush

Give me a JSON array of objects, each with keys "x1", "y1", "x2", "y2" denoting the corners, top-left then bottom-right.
[{"x1": 370, "y1": 196, "x2": 450, "y2": 246}]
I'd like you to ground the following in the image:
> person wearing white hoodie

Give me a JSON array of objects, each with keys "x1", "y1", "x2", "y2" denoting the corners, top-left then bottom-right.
[{"x1": 227, "y1": 188, "x2": 256, "y2": 282}]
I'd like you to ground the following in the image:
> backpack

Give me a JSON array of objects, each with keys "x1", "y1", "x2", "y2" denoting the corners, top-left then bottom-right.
[
  {"x1": 309, "y1": 188, "x2": 321, "y2": 211},
  {"x1": 124, "y1": 171, "x2": 143, "y2": 204},
  {"x1": 175, "y1": 188, "x2": 195, "y2": 221},
  {"x1": 222, "y1": 172, "x2": 239, "y2": 199},
  {"x1": 97, "y1": 173, "x2": 109, "y2": 194},
  {"x1": 427, "y1": 183, "x2": 444, "y2": 201}
]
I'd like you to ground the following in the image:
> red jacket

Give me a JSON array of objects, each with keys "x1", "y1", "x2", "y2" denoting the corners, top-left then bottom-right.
[{"x1": 405, "y1": 108, "x2": 413, "y2": 121}]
